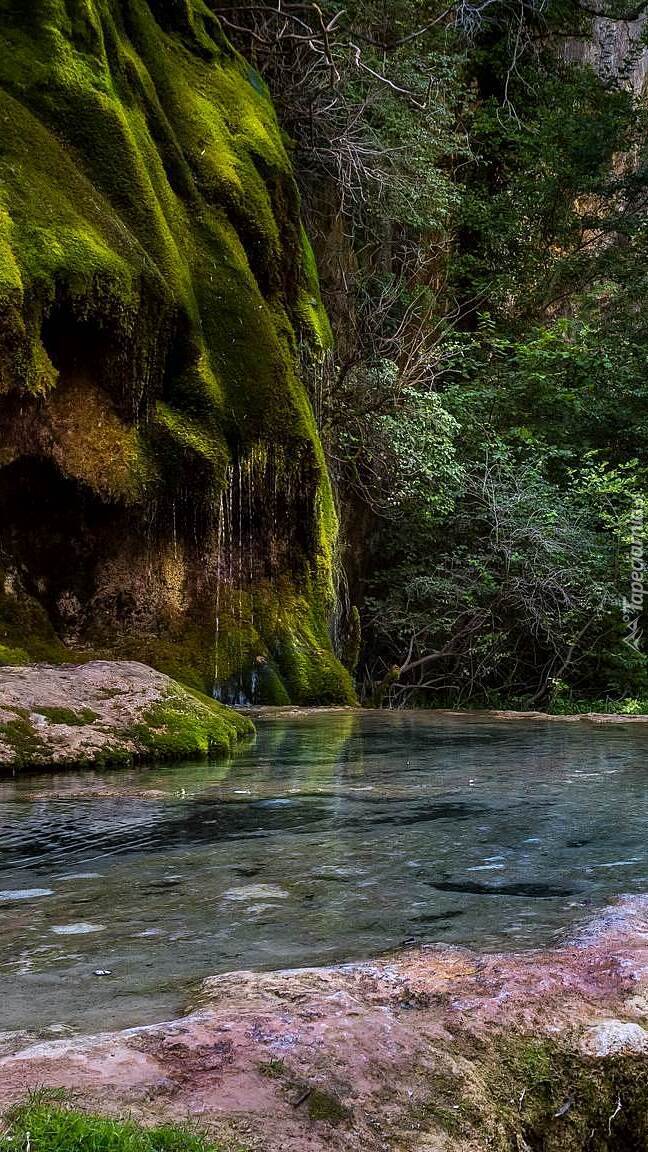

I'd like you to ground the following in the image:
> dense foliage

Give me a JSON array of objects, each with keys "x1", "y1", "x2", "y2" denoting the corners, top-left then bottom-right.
[{"x1": 222, "y1": 0, "x2": 648, "y2": 708}]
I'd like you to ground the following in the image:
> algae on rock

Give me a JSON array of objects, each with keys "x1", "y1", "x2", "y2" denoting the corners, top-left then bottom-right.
[
  {"x1": 0, "y1": 0, "x2": 353, "y2": 705},
  {"x1": 0, "y1": 660, "x2": 253, "y2": 771}
]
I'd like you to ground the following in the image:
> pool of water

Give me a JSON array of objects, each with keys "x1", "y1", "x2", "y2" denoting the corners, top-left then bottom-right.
[{"x1": 2, "y1": 710, "x2": 648, "y2": 1036}]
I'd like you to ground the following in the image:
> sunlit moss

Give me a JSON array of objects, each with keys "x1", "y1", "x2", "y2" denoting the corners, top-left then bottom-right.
[
  {"x1": 296, "y1": 225, "x2": 333, "y2": 351},
  {"x1": 128, "y1": 683, "x2": 253, "y2": 758},
  {"x1": 49, "y1": 381, "x2": 159, "y2": 503}
]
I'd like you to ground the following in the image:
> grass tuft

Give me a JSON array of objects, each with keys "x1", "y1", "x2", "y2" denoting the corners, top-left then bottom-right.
[{"x1": 0, "y1": 1094, "x2": 242, "y2": 1152}]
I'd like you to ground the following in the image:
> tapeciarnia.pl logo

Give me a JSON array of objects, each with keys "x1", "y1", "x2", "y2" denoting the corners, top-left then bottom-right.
[{"x1": 622, "y1": 504, "x2": 644, "y2": 652}]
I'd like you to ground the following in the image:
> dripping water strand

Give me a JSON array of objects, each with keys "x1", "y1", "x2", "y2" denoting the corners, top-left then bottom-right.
[
  {"x1": 248, "y1": 452, "x2": 254, "y2": 630},
  {"x1": 272, "y1": 451, "x2": 278, "y2": 587},
  {"x1": 214, "y1": 489, "x2": 225, "y2": 693},
  {"x1": 238, "y1": 457, "x2": 244, "y2": 703}
]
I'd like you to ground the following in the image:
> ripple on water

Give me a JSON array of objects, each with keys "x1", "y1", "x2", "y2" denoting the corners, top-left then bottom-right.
[
  {"x1": 49, "y1": 923, "x2": 105, "y2": 935},
  {"x1": 55, "y1": 873, "x2": 101, "y2": 881},
  {"x1": 0, "y1": 888, "x2": 53, "y2": 901},
  {"x1": 221, "y1": 884, "x2": 290, "y2": 901}
]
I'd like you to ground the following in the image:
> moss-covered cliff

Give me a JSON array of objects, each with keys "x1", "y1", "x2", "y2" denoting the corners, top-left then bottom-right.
[{"x1": 0, "y1": 0, "x2": 354, "y2": 703}]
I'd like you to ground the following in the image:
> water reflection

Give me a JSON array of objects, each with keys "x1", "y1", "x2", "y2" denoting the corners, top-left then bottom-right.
[{"x1": 1, "y1": 711, "x2": 648, "y2": 1035}]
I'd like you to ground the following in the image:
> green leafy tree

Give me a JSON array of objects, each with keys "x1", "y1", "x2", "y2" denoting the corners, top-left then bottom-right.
[{"x1": 222, "y1": 0, "x2": 648, "y2": 708}]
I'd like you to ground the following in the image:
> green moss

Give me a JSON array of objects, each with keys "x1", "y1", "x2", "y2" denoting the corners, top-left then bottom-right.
[
  {"x1": 258, "y1": 1058, "x2": 287, "y2": 1079},
  {"x1": 48, "y1": 381, "x2": 159, "y2": 504},
  {"x1": 0, "y1": 0, "x2": 312, "y2": 449},
  {"x1": 0, "y1": 1094, "x2": 241, "y2": 1152},
  {"x1": 0, "y1": 568, "x2": 82, "y2": 665},
  {"x1": 211, "y1": 582, "x2": 355, "y2": 705},
  {"x1": 256, "y1": 663, "x2": 291, "y2": 705},
  {"x1": 306, "y1": 1089, "x2": 351, "y2": 1125},
  {"x1": 129, "y1": 683, "x2": 253, "y2": 759},
  {"x1": 0, "y1": 643, "x2": 29, "y2": 665},
  {"x1": 112, "y1": 577, "x2": 354, "y2": 706},
  {"x1": 0, "y1": 714, "x2": 48, "y2": 766},
  {"x1": 269, "y1": 597, "x2": 356, "y2": 706},
  {"x1": 0, "y1": 676, "x2": 252, "y2": 773},
  {"x1": 35, "y1": 706, "x2": 99, "y2": 725},
  {"x1": 296, "y1": 225, "x2": 333, "y2": 351},
  {"x1": 155, "y1": 401, "x2": 229, "y2": 475},
  {"x1": 425, "y1": 1033, "x2": 648, "y2": 1151},
  {"x1": 489, "y1": 1037, "x2": 648, "y2": 1150},
  {"x1": 81, "y1": 744, "x2": 136, "y2": 769},
  {"x1": 112, "y1": 627, "x2": 219, "y2": 695}
]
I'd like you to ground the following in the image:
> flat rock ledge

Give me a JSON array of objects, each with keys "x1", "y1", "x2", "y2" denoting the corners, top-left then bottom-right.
[
  {"x1": 251, "y1": 705, "x2": 648, "y2": 725},
  {"x1": 3, "y1": 896, "x2": 648, "y2": 1150},
  {"x1": 0, "y1": 661, "x2": 252, "y2": 772},
  {"x1": 432, "y1": 708, "x2": 648, "y2": 725}
]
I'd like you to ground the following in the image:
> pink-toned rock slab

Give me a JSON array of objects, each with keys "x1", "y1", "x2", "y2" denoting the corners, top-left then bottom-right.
[{"x1": 2, "y1": 896, "x2": 648, "y2": 1149}]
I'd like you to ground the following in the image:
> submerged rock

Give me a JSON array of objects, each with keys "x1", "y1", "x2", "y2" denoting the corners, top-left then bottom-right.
[{"x1": 0, "y1": 660, "x2": 252, "y2": 772}]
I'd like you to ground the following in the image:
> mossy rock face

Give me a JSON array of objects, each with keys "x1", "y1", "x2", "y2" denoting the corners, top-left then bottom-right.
[
  {"x1": 0, "y1": 0, "x2": 353, "y2": 705},
  {"x1": 467, "y1": 1036, "x2": 648, "y2": 1151},
  {"x1": 0, "y1": 660, "x2": 253, "y2": 772}
]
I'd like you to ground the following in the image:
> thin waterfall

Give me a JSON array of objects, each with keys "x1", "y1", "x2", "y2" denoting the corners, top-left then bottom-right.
[
  {"x1": 225, "y1": 475, "x2": 233, "y2": 595},
  {"x1": 212, "y1": 444, "x2": 312, "y2": 703},
  {"x1": 272, "y1": 453, "x2": 278, "y2": 585},
  {"x1": 237, "y1": 457, "x2": 245, "y2": 704},
  {"x1": 213, "y1": 489, "x2": 225, "y2": 695}
]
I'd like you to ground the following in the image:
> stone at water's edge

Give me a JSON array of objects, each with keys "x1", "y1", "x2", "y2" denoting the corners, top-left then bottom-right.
[
  {"x1": 0, "y1": 661, "x2": 252, "y2": 771},
  {"x1": 2, "y1": 896, "x2": 648, "y2": 1150}
]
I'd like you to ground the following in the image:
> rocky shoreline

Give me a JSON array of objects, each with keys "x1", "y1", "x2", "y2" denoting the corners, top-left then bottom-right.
[
  {"x1": 249, "y1": 704, "x2": 648, "y2": 724},
  {"x1": 0, "y1": 661, "x2": 253, "y2": 772},
  {"x1": 2, "y1": 896, "x2": 648, "y2": 1149},
  {"x1": 1, "y1": 663, "x2": 646, "y2": 775}
]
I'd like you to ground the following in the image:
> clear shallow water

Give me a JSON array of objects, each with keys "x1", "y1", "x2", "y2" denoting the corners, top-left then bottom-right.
[{"x1": 2, "y1": 710, "x2": 648, "y2": 1036}]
